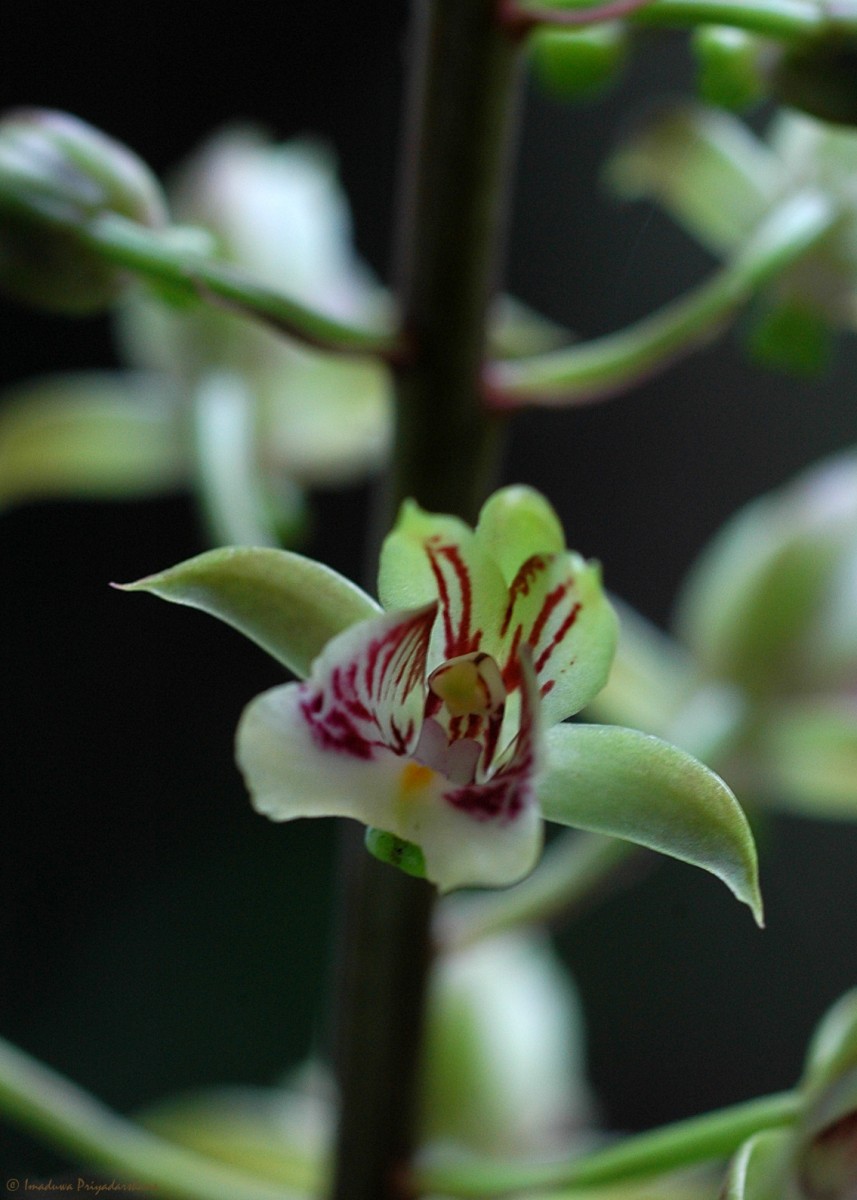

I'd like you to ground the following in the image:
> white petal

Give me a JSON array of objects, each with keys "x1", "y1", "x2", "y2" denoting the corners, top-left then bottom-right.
[{"x1": 236, "y1": 683, "x2": 403, "y2": 829}]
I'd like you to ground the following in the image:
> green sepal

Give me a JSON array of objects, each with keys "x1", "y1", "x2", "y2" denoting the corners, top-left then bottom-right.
[
  {"x1": 120, "y1": 546, "x2": 379, "y2": 678},
  {"x1": 752, "y1": 700, "x2": 857, "y2": 818},
  {"x1": 538, "y1": 724, "x2": 763, "y2": 923},
  {"x1": 0, "y1": 371, "x2": 185, "y2": 508},
  {"x1": 604, "y1": 103, "x2": 780, "y2": 256},
  {"x1": 721, "y1": 1130, "x2": 792, "y2": 1200},
  {"x1": 693, "y1": 26, "x2": 768, "y2": 112},
  {"x1": 674, "y1": 455, "x2": 857, "y2": 698},
  {"x1": 365, "y1": 828, "x2": 427, "y2": 879},
  {"x1": 802, "y1": 991, "x2": 857, "y2": 1100},
  {"x1": 746, "y1": 293, "x2": 832, "y2": 376},
  {"x1": 530, "y1": 23, "x2": 627, "y2": 103}
]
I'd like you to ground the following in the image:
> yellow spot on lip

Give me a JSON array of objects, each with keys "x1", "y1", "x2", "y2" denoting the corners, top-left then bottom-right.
[{"x1": 400, "y1": 761, "x2": 435, "y2": 795}]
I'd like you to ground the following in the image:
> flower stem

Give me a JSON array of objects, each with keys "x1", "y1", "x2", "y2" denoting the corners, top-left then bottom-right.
[
  {"x1": 488, "y1": 189, "x2": 836, "y2": 407},
  {"x1": 437, "y1": 831, "x2": 643, "y2": 951},
  {"x1": 328, "y1": 4, "x2": 526, "y2": 1200},
  {"x1": 0, "y1": 1036, "x2": 303, "y2": 1200},
  {"x1": 412, "y1": 1090, "x2": 800, "y2": 1196}
]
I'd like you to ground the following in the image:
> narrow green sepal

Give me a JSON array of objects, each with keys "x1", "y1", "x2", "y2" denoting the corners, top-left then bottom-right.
[
  {"x1": 365, "y1": 828, "x2": 427, "y2": 879},
  {"x1": 119, "y1": 546, "x2": 379, "y2": 678},
  {"x1": 539, "y1": 724, "x2": 763, "y2": 923}
]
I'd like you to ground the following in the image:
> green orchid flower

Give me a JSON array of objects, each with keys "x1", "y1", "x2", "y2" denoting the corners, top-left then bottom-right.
[
  {"x1": 606, "y1": 104, "x2": 857, "y2": 371},
  {"x1": 127, "y1": 485, "x2": 761, "y2": 911},
  {"x1": 590, "y1": 450, "x2": 857, "y2": 819},
  {"x1": 0, "y1": 125, "x2": 392, "y2": 538}
]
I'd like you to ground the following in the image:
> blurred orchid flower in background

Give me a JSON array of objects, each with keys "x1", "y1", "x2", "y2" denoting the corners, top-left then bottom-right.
[
  {"x1": 590, "y1": 450, "x2": 857, "y2": 819},
  {"x1": 0, "y1": 125, "x2": 392, "y2": 542},
  {"x1": 606, "y1": 105, "x2": 857, "y2": 374}
]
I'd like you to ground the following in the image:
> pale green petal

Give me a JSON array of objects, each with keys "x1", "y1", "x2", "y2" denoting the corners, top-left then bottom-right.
[
  {"x1": 539, "y1": 724, "x2": 762, "y2": 922},
  {"x1": 753, "y1": 700, "x2": 857, "y2": 818},
  {"x1": 605, "y1": 104, "x2": 782, "y2": 256},
  {"x1": 675, "y1": 452, "x2": 857, "y2": 697},
  {"x1": 122, "y1": 546, "x2": 379, "y2": 678},
  {"x1": 802, "y1": 989, "x2": 857, "y2": 1096},
  {"x1": 0, "y1": 371, "x2": 186, "y2": 507},
  {"x1": 259, "y1": 348, "x2": 391, "y2": 486},
  {"x1": 475, "y1": 485, "x2": 566, "y2": 584},
  {"x1": 585, "y1": 597, "x2": 698, "y2": 735},
  {"x1": 422, "y1": 931, "x2": 590, "y2": 1156},
  {"x1": 378, "y1": 499, "x2": 508, "y2": 664}
]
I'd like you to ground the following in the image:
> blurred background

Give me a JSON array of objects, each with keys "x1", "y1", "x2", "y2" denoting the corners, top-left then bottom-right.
[{"x1": 3, "y1": 0, "x2": 857, "y2": 1176}]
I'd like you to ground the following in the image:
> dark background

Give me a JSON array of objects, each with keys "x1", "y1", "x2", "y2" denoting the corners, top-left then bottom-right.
[{"x1": 3, "y1": 0, "x2": 857, "y2": 1176}]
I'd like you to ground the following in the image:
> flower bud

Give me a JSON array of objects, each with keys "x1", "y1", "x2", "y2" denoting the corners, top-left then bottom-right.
[
  {"x1": 692, "y1": 26, "x2": 770, "y2": 111},
  {"x1": 675, "y1": 452, "x2": 857, "y2": 698},
  {"x1": 420, "y1": 932, "x2": 591, "y2": 1156},
  {"x1": 530, "y1": 23, "x2": 627, "y2": 103},
  {"x1": 0, "y1": 108, "x2": 167, "y2": 313}
]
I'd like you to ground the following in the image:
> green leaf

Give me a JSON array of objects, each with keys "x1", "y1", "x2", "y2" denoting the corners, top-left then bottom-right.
[
  {"x1": 538, "y1": 724, "x2": 763, "y2": 923},
  {"x1": 120, "y1": 546, "x2": 379, "y2": 678},
  {"x1": 0, "y1": 371, "x2": 186, "y2": 508},
  {"x1": 721, "y1": 1130, "x2": 792, "y2": 1200}
]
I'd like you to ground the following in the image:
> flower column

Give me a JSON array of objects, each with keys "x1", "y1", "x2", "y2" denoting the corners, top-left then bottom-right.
[{"x1": 330, "y1": 3, "x2": 524, "y2": 1199}]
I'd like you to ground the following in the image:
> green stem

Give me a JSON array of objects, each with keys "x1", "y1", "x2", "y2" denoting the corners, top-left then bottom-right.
[
  {"x1": 413, "y1": 1090, "x2": 800, "y2": 1196},
  {"x1": 489, "y1": 189, "x2": 836, "y2": 406},
  {"x1": 0, "y1": 1037, "x2": 305, "y2": 1200},
  {"x1": 437, "y1": 831, "x2": 641, "y2": 951},
  {"x1": 511, "y1": 0, "x2": 853, "y2": 37},
  {"x1": 386, "y1": 0, "x2": 523, "y2": 524},
  {"x1": 328, "y1": 4, "x2": 526, "y2": 1200},
  {"x1": 77, "y1": 214, "x2": 401, "y2": 359}
]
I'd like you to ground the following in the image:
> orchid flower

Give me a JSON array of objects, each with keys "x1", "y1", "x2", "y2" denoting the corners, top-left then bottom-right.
[{"x1": 126, "y1": 485, "x2": 762, "y2": 913}]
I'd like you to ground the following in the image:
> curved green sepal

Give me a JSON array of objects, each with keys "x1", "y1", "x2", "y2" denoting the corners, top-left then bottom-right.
[
  {"x1": 753, "y1": 700, "x2": 857, "y2": 819},
  {"x1": 474, "y1": 485, "x2": 566, "y2": 584},
  {"x1": 365, "y1": 828, "x2": 427, "y2": 879},
  {"x1": 604, "y1": 103, "x2": 779, "y2": 256},
  {"x1": 0, "y1": 371, "x2": 185, "y2": 508},
  {"x1": 675, "y1": 454, "x2": 857, "y2": 697},
  {"x1": 538, "y1": 724, "x2": 763, "y2": 923},
  {"x1": 803, "y1": 990, "x2": 857, "y2": 1099},
  {"x1": 722, "y1": 1130, "x2": 792, "y2": 1200},
  {"x1": 120, "y1": 546, "x2": 379, "y2": 678}
]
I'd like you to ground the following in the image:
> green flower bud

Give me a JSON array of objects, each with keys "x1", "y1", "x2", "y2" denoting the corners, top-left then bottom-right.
[
  {"x1": 0, "y1": 108, "x2": 167, "y2": 313},
  {"x1": 675, "y1": 452, "x2": 857, "y2": 698},
  {"x1": 693, "y1": 26, "x2": 770, "y2": 111},
  {"x1": 530, "y1": 23, "x2": 627, "y2": 103}
]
